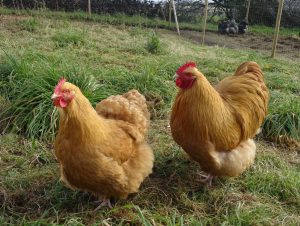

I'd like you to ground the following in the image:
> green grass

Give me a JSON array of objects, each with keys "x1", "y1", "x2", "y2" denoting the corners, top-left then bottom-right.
[
  {"x1": 0, "y1": 13, "x2": 299, "y2": 225},
  {"x1": 262, "y1": 63, "x2": 300, "y2": 145},
  {"x1": 17, "y1": 17, "x2": 40, "y2": 32},
  {"x1": 146, "y1": 32, "x2": 164, "y2": 54},
  {"x1": 0, "y1": 52, "x2": 108, "y2": 140},
  {"x1": 250, "y1": 25, "x2": 300, "y2": 37},
  {"x1": 52, "y1": 29, "x2": 86, "y2": 47},
  {"x1": 0, "y1": 127, "x2": 299, "y2": 225},
  {"x1": 1, "y1": 7, "x2": 299, "y2": 38},
  {"x1": 263, "y1": 93, "x2": 300, "y2": 145},
  {"x1": 0, "y1": 6, "x2": 217, "y2": 33}
]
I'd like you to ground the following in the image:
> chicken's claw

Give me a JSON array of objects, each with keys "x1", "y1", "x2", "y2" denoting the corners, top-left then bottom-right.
[
  {"x1": 94, "y1": 198, "x2": 112, "y2": 211},
  {"x1": 197, "y1": 172, "x2": 215, "y2": 186}
]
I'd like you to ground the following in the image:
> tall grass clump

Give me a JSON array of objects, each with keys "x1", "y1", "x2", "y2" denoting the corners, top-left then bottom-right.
[
  {"x1": 17, "y1": 17, "x2": 39, "y2": 32},
  {"x1": 0, "y1": 52, "x2": 176, "y2": 140},
  {"x1": 146, "y1": 32, "x2": 163, "y2": 54},
  {"x1": 262, "y1": 92, "x2": 300, "y2": 147},
  {"x1": 52, "y1": 29, "x2": 86, "y2": 47},
  {"x1": 0, "y1": 53, "x2": 106, "y2": 140}
]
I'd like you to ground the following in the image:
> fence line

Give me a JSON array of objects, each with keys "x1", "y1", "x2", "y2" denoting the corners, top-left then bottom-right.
[
  {"x1": 171, "y1": 0, "x2": 180, "y2": 36},
  {"x1": 166, "y1": 1, "x2": 293, "y2": 59},
  {"x1": 271, "y1": 0, "x2": 285, "y2": 58},
  {"x1": 245, "y1": 0, "x2": 251, "y2": 23},
  {"x1": 201, "y1": 0, "x2": 208, "y2": 45},
  {"x1": 87, "y1": 0, "x2": 91, "y2": 18},
  {"x1": 3, "y1": 1, "x2": 298, "y2": 59}
]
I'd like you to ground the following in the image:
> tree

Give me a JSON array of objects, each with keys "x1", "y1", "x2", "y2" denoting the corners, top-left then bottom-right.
[{"x1": 211, "y1": 0, "x2": 245, "y2": 19}]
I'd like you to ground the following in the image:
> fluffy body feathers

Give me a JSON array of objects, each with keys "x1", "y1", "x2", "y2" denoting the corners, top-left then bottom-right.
[
  {"x1": 54, "y1": 82, "x2": 154, "y2": 201},
  {"x1": 170, "y1": 61, "x2": 269, "y2": 177}
]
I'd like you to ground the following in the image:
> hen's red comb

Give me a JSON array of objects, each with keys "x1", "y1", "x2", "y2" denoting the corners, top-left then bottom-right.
[
  {"x1": 176, "y1": 62, "x2": 197, "y2": 74},
  {"x1": 54, "y1": 78, "x2": 66, "y2": 94}
]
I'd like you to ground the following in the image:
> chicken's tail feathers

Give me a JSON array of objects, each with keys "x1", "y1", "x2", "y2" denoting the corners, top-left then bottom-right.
[
  {"x1": 234, "y1": 61, "x2": 264, "y2": 82},
  {"x1": 96, "y1": 90, "x2": 150, "y2": 136},
  {"x1": 123, "y1": 89, "x2": 150, "y2": 121}
]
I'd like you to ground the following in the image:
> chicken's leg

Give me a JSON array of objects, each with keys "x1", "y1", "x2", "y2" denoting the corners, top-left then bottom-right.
[
  {"x1": 94, "y1": 198, "x2": 112, "y2": 211},
  {"x1": 197, "y1": 172, "x2": 216, "y2": 186}
]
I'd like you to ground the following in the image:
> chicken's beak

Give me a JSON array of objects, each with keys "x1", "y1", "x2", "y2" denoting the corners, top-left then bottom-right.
[{"x1": 51, "y1": 93, "x2": 60, "y2": 100}]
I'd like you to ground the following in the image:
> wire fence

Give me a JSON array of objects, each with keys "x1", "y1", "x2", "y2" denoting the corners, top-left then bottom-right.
[
  {"x1": 173, "y1": 0, "x2": 300, "y2": 60},
  {"x1": 1, "y1": 0, "x2": 299, "y2": 60}
]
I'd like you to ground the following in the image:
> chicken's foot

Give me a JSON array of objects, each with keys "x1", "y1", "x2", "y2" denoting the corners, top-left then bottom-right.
[
  {"x1": 197, "y1": 172, "x2": 216, "y2": 186},
  {"x1": 94, "y1": 198, "x2": 112, "y2": 211}
]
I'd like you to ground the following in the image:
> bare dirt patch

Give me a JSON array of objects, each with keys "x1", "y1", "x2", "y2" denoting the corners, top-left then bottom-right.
[{"x1": 162, "y1": 30, "x2": 300, "y2": 61}]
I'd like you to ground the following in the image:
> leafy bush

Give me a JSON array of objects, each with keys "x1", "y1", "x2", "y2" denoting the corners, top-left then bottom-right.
[{"x1": 52, "y1": 29, "x2": 86, "y2": 47}]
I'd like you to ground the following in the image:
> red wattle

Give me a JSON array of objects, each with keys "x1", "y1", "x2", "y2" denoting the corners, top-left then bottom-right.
[
  {"x1": 175, "y1": 77, "x2": 196, "y2": 89},
  {"x1": 59, "y1": 98, "x2": 68, "y2": 108},
  {"x1": 176, "y1": 78, "x2": 182, "y2": 87}
]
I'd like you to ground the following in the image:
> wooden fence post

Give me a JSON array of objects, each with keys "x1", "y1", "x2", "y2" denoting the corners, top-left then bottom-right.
[
  {"x1": 87, "y1": 0, "x2": 91, "y2": 19},
  {"x1": 245, "y1": 0, "x2": 251, "y2": 23},
  {"x1": 169, "y1": 0, "x2": 172, "y2": 27},
  {"x1": 271, "y1": 0, "x2": 285, "y2": 58},
  {"x1": 171, "y1": 0, "x2": 180, "y2": 35},
  {"x1": 202, "y1": 0, "x2": 208, "y2": 45}
]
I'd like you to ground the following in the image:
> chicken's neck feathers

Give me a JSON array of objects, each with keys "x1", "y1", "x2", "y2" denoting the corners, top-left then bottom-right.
[
  {"x1": 186, "y1": 74, "x2": 227, "y2": 114},
  {"x1": 173, "y1": 72, "x2": 236, "y2": 145},
  {"x1": 59, "y1": 95, "x2": 108, "y2": 140}
]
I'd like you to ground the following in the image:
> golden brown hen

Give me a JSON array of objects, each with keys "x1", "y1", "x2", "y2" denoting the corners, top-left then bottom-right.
[
  {"x1": 170, "y1": 61, "x2": 269, "y2": 185},
  {"x1": 52, "y1": 79, "x2": 154, "y2": 209}
]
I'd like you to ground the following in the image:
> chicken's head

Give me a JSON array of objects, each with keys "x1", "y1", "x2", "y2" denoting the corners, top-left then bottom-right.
[
  {"x1": 174, "y1": 62, "x2": 197, "y2": 89},
  {"x1": 51, "y1": 78, "x2": 76, "y2": 108}
]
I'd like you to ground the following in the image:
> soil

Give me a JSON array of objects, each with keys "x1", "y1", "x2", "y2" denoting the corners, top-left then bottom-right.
[{"x1": 163, "y1": 30, "x2": 300, "y2": 61}]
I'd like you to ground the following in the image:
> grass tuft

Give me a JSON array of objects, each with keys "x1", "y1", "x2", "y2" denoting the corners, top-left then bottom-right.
[
  {"x1": 262, "y1": 92, "x2": 300, "y2": 147},
  {"x1": 17, "y1": 17, "x2": 39, "y2": 32},
  {"x1": 0, "y1": 52, "x2": 176, "y2": 140},
  {"x1": 52, "y1": 29, "x2": 86, "y2": 47},
  {"x1": 0, "y1": 53, "x2": 105, "y2": 140},
  {"x1": 146, "y1": 32, "x2": 163, "y2": 54}
]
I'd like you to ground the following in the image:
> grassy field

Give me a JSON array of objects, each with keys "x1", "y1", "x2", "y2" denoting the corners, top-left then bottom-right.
[
  {"x1": 250, "y1": 25, "x2": 300, "y2": 37},
  {"x1": 0, "y1": 7, "x2": 218, "y2": 33},
  {"x1": 0, "y1": 14, "x2": 299, "y2": 225},
  {"x1": 1, "y1": 7, "x2": 300, "y2": 37}
]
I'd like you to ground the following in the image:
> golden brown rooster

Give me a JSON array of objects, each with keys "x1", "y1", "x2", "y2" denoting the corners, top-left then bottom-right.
[
  {"x1": 170, "y1": 61, "x2": 269, "y2": 185},
  {"x1": 52, "y1": 79, "x2": 154, "y2": 209}
]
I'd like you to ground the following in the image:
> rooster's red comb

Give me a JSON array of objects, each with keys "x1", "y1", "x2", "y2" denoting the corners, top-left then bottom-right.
[
  {"x1": 176, "y1": 62, "x2": 197, "y2": 74},
  {"x1": 54, "y1": 77, "x2": 66, "y2": 94}
]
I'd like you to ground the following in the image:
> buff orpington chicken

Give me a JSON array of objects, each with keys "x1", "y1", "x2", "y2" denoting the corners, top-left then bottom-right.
[
  {"x1": 52, "y1": 78, "x2": 154, "y2": 209},
  {"x1": 170, "y1": 61, "x2": 269, "y2": 185}
]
